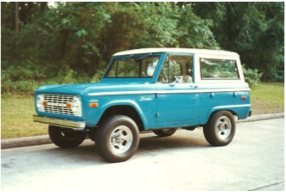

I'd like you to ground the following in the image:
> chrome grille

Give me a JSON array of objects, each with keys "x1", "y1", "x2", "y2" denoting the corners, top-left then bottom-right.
[{"x1": 43, "y1": 94, "x2": 75, "y2": 116}]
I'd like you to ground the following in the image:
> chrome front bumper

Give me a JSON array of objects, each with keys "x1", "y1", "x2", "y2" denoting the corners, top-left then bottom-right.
[{"x1": 33, "y1": 115, "x2": 86, "y2": 130}]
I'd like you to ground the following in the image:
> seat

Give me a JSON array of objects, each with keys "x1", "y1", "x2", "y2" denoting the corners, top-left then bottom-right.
[{"x1": 183, "y1": 75, "x2": 192, "y2": 83}]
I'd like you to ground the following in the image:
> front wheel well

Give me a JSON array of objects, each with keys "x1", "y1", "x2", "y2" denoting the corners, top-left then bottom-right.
[{"x1": 98, "y1": 105, "x2": 145, "y2": 132}]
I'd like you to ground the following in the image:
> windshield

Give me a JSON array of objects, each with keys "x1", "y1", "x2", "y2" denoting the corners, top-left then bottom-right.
[{"x1": 105, "y1": 55, "x2": 160, "y2": 78}]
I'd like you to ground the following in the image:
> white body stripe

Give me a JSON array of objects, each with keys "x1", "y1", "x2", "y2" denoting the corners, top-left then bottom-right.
[{"x1": 88, "y1": 88, "x2": 250, "y2": 96}]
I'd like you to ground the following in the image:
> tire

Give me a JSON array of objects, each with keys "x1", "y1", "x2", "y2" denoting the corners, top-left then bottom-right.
[
  {"x1": 203, "y1": 111, "x2": 236, "y2": 146},
  {"x1": 48, "y1": 125, "x2": 86, "y2": 148},
  {"x1": 95, "y1": 115, "x2": 140, "y2": 163},
  {"x1": 153, "y1": 128, "x2": 177, "y2": 137}
]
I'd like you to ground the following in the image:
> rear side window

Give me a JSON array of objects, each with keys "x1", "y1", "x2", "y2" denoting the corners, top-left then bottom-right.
[{"x1": 200, "y1": 58, "x2": 240, "y2": 80}]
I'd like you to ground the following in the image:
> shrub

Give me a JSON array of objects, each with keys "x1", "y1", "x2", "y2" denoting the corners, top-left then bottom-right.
[{"x1": 242, "y1": 65, "x2": 263, "y2": 88}]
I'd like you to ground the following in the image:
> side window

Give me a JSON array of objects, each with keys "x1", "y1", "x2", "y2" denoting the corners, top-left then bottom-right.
[
  {"x1": 157, "y1": 55, "x2": 193, "y2": 83},
  {"x1": 200, "y1": 58, "x2": 240, "y2": 79}
]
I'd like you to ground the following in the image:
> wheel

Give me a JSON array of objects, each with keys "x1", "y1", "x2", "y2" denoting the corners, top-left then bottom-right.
[
  {"x1": 203, "y1": 111, "x2": 236, "y2": 146},
  {"x1": 95, "y1": 115, "x2": 140, "y2": 163},
  {"x1": 153, "y1": 128, "x2": 177, "y2": 137},
  {"x1": 48, "y1": 125, "x2": 86, "y2": 148}
]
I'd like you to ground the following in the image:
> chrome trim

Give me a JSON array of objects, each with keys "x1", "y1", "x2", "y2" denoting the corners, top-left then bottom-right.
[
  {"x1": 33, "y1": 115, "x2": 85, "y2": 130},
  {"x1": 157, "y1": 89, "x2": 250, "y2": 94},
  {"x1": 88, "y1": 89, "x2": 250, "y2": 96},
  {"x1": 89, "y1": 100, "x2": 99, "y2": 103},
  {"x1": 214, "y1": 104, "x2": 251, "y2": 109},
  {"x1": 88, "y1": 91, "x2": 155, "y2": 96}
]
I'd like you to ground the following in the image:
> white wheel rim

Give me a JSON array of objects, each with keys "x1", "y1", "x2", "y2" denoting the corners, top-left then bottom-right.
[
  {"x1": 215, "y1": 116, "x2": 232, "y2": 140},
  {"x1": 109, "y1": 125, "x2": 133, "y2": 154}
]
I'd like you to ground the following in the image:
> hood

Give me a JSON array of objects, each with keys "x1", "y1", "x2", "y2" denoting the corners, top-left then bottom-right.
[
  {"x1": 35, "y1": 83, "x2": 96, "y2": 95},
  {"x1": 35, "y1": 81, "x2": 156, "y2": 96}
]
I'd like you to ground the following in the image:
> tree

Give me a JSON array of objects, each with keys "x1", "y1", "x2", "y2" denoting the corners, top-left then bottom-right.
[
  {"x1": 1, "y1": 1, "x2": 283, "y2": 94},
  {"x1": 192, "y1": 2, "x2": 284, "y2": 81}
]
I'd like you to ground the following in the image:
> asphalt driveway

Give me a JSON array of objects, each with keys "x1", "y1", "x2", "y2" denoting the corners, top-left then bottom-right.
[{"x1": 1, "y1": 118, "x2": 284, "y2": 191}]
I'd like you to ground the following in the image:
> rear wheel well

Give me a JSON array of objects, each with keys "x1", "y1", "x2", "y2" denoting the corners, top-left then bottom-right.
[
  {"x1": 208, "y1": 110, "x2": 238, "y2": 124},
  {"x1": 98, "y1": 105, "x2": 145, "y2": 132}
]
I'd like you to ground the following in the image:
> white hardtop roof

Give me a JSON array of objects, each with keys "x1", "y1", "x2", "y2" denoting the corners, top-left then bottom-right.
[{"x1": 113, "y1": 48, "x2": 239, "y2": 57}]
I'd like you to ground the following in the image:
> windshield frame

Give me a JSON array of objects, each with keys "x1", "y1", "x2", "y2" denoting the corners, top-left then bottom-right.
[{"x1": 103, "y1": 53, "x2": 164, "y2": 80}]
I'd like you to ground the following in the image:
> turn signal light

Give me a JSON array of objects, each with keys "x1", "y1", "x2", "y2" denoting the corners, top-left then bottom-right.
[
  {"x1": 43, "y1": 101, "x2": 48, "y2": 107},
  {"x1": 89, "y1": 103, "x2": 98, "y2": 108},
  {"x1": 66, "y1": 103, "x2": 72, "y2": 109}
]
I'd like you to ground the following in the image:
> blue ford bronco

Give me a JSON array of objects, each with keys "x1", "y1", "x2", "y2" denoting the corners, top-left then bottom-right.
[{"x1": 33, "y1": 48, "x2": 251, "y2": 162}]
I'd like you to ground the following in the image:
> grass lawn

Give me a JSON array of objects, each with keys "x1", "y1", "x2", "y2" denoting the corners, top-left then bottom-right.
[
  {"x1": 1, "y1": 82, "x2": 284, "y2": 139},
  {"x1": 1, "y1": 96, "x2": 47, "y2": 139},
  {"x1": 250, "y1": 82, "x2": 284, "y2": 114}
]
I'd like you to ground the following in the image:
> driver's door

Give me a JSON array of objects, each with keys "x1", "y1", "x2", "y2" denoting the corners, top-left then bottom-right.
[{"x1": 155, "y1": 54, "x2": 199, "y2": 123}]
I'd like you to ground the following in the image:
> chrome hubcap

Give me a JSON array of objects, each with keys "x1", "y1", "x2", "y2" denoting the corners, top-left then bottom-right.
[
  {"x1": 216, "y1": 116, "x2": 232, "y2": 140},
  {"x1": 110, "y1": 126, "x2": 133, "y2": 154}
]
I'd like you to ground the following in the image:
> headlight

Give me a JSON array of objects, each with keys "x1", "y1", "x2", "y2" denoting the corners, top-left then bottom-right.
[
  {"x1": 36, "y1": 94, "x2": 45, "y2": 112},
  {"x1": 70, "y1": 96, "x2": 82, "y2": 116}
]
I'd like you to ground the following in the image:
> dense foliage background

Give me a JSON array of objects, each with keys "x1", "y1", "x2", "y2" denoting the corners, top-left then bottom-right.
[{"x1": 1, "y1": 2, "x2": 284, "y2": 95}]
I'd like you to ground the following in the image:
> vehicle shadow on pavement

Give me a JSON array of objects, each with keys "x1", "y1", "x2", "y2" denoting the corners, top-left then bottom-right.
[
  {"x1": 39, "y1": 130, "x2": 211, "y2": 164},
  {"x1": 138, "y1": 132, "x2": 210, "y2": 151},
  {"x1": 139, "y1": 137, "x2": 209, "y2": 148}
]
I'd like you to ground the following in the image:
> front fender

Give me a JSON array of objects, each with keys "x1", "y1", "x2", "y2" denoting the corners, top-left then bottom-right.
[{"x1": 85, "y1": 99, "x2": 150, "y2": 129}]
